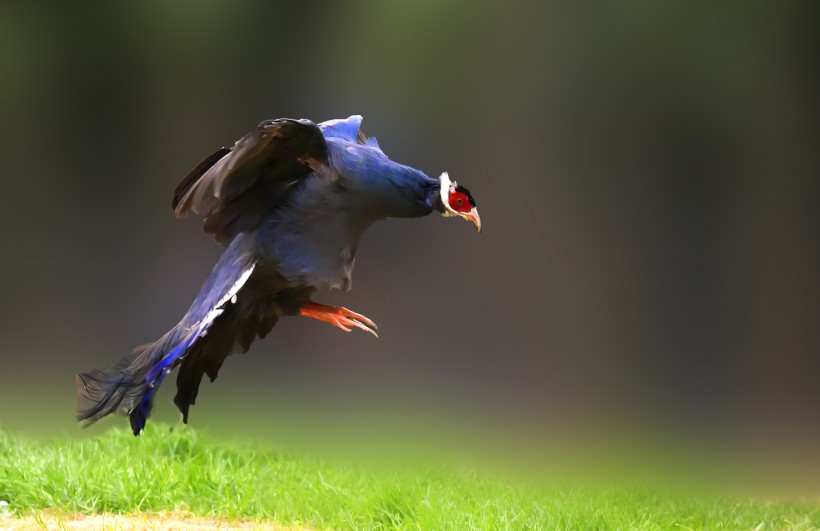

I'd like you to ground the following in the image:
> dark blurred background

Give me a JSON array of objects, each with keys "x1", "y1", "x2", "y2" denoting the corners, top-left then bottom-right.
[{"x1": 0, "y1": 2, "x2": 818, "y2": 447}]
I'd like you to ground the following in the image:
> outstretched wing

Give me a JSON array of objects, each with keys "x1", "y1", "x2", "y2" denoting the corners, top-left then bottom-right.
[{"x1": 173, "y1": 118, "x2": 328, "y2": 244}]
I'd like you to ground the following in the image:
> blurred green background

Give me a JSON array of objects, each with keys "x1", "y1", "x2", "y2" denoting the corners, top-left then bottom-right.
[{"x1": 0, "y1": 1, "x2": 817, "y2": 457}]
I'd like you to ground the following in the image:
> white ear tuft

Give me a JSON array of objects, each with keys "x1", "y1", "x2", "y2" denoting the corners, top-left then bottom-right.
[{"x1": 439, "y1": 172, "x2": 458, "y2": 216}]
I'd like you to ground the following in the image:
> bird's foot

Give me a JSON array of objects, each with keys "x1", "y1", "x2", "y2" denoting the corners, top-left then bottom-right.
[{"x1": 299, "y1": 303, "x2": 378, "y2": 338}]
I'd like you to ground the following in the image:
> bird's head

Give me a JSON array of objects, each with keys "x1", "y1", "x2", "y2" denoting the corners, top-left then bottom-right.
[{"x1": 438, "y1": 172, "x2": 481, "y2": 233}]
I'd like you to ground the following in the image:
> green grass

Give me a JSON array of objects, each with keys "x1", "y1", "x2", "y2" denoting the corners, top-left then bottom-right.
[{"x1": 1, "y1": 425, "x2": 819, "y2": 530}]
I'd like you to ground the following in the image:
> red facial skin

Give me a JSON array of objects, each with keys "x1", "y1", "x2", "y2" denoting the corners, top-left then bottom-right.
[{"x1": 448, "y1": 191, "x2": 472, "y2": 213}]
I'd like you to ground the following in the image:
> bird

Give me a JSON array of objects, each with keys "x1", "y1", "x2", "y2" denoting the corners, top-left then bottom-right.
[{"x1": 75, "y1": 115, "x2": 480, "y2": 435}]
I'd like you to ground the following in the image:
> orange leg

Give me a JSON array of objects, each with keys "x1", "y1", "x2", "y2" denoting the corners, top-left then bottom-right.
[{"x1": 298, "y1": 302, "x2": 378, "y2": 338}]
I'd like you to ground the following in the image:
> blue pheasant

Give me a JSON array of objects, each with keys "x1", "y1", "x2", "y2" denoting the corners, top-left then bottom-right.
[{"x1": 76, "y1": 115, "x2": 480, "y2": 435}]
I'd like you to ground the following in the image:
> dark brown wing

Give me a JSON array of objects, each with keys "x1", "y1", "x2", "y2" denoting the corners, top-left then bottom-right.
[
  {"x1": 172, "y1": 147, "x2": 231, "y2": 211},
  {"x1": 173, "y1": 118, "x2": 328, "y2": 244}
]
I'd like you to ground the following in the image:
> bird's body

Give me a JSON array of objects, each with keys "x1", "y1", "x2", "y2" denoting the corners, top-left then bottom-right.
[
  {"x1": 265, "y1": 136, "x2": 438, "y2": 291},
  {"x1": 76, "y1": 115, "x2": 479, "y2": 435}
]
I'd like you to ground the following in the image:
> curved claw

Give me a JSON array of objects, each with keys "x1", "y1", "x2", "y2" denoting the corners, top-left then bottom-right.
[
  {"x1": 299, "y1": 303, "x2": 379, "y2": 338},
  {"x1": 338, "y1": 307, "x2": 378, "y2": 330},
  {"x1": 340, "y1": 315, "x2": 379, "y2": 338}
]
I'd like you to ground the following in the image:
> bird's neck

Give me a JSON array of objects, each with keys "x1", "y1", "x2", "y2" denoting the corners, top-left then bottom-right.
[
  {"x1": 388, "y1": 166, "x2": 444, "y2": 219},
  {"x1": 328, "y1": 140, "x2": 443, "y2": 219}
]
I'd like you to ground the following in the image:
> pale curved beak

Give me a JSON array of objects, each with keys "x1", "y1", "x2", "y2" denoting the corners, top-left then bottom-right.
[{"x1": 460, "y1": 208, "x2": 481, "y2": 233}]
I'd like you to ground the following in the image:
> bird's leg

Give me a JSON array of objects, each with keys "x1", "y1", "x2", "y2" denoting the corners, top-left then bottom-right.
[{"x1": 298, "y1": 302, "x2": 378, "y2": 338}]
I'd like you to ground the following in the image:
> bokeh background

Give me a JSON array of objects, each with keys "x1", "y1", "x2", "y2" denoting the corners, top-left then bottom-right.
[{"x1": 0, "y1": 1, "x2": 818, "y2": 459}]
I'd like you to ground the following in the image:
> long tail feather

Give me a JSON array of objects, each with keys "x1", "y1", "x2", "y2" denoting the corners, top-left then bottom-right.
[
  {"x1": 76, "y1": 325, "x2": 193, "y2": 435},
  {"x1": 75, "y1": 354, "x2": 145, "y2": 423},
  {"x1": 76, "y1": 248, "x2": 259, "y2": 435}
]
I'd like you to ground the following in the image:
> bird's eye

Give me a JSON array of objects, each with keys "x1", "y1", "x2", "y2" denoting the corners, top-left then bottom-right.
[{"x1": 448, "y1": 191, "x2": 472, "y2": 213}]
